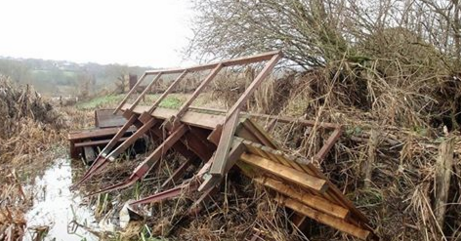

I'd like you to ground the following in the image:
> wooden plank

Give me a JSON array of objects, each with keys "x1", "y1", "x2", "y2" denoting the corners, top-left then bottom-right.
[
  {"x1": 255, "y1": 177, "x2": 349, "y2": 219},
  {"x1": 258, "y1": 144, "x2": 304, "y2": 172},
  {"x1": 239, "y1": 120, "x2": 316, "y2": 183},
  {"x1": 266, "y1": 149, "x2": 342, "y2": 205},
  {"x1": 94, "y1": 109, "x2": 127, "y2": 128},
  {"x1": 68, "y1": 126, "x2": 136, "y2": 140},
  {"x1": 145, "y1": 51, "x2": 281, "y2": 75},
  {"x1": 198, "y1": 138, "x2": 246, "y2": 192},
  {"x1": 241, "y1": 120, "x2": 278, "y2": 148},
  {"x1": 131, "y1": 124, "x2": 189, "y2": 178},
  {"x1": 209, "y1": 109, "x2": 241, "y2": 176},
  {"x1": 98, "y1": 115, "x2": 137, "y2": 155},
  {"x1": 224, "y1": 138, "x2": 246, "y2": 174},
  {"x1": 190, "y1": 106, "x2": 340, "y2": 129},
  {"x1": 239, "y1": 153, "x2": 328, "y2": 193},
  {"x1": 275, "y1": 196, "x2": 370, "y2": 240},
  {"x1": 107, "y1": 118, "x2": 156, "y2": 158},
  {"x1": 298, "y1": 160, "x2": 370, "y2": 223},
  {"x1": 123, "y1": 105, "x2": 339, "y2": 131},
  {"x1": 207, "y1": 124, "x2": 223, "y2": 146},
  {"x1": 313, "y1": 128, "x2": 342, "y2": 162},
  {"x1": 74, "y1": 136, "x2": 129, "y2": 148}
]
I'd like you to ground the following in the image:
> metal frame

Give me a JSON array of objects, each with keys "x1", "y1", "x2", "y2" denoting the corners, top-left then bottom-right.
[{"x1": 74, "y1": 51, "x2": 282, "y2": 189}]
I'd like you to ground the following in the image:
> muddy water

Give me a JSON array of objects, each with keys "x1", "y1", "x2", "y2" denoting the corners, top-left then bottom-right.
[{"x1": 24, "y1": 158, "x2": 97, "y2": 241}]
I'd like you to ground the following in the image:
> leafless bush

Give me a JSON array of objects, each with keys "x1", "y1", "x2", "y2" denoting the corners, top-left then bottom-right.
[{"x1": 189, "y1": 1, "x2": 461, "y2": 240}]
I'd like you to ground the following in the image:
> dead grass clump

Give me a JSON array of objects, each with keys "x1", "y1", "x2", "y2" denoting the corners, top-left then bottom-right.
[
  {"x1": 0, "y1": 76, "x2": 66, "y2": 167},
  {"x1": 0, "y1": 75, "x2": 68, "y2": 240},
  {"x1": 0, "y1": 170, "x2": 28, "y2": 241},
  {"x1": 253, "y1": 31, "x2": 461, "y2": 240}
]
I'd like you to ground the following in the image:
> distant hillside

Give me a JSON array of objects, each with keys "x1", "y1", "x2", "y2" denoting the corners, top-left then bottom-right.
[{"x1": 0, "y1": 56, "x2": 152, "y2": 97}]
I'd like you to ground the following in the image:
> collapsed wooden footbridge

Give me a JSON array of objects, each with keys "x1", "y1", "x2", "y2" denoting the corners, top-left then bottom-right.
[{"x1": 72, "y1": 51, "x2": 376, "y2": 240}]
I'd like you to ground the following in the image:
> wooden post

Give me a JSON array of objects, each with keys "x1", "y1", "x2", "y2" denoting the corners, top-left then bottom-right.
[
  {"x1": 434, "y1": 135, "x2": 454, "y2": 228},
  {"x1": 128, "y1": 74, "x2": 137, "y2": 91},
  {"x1": 209, "y1": 53, "x2": 282, "y2": 177}
]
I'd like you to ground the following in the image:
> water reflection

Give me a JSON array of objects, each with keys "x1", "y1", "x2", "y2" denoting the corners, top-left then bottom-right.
[{"x1": 25, "y1": 158, "x2": 96, "y2": 241}]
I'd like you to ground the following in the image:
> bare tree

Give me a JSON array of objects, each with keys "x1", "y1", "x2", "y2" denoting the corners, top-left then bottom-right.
[{"x1": 189, "y1": 0, "x2": 461, "y2": 71}]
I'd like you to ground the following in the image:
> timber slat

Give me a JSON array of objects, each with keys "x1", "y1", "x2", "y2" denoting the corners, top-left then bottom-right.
[
  {"x1": 68, "y1": 126, "x2": 136, "y2": 140},
  {"x1": 239, "y1": 153, "x2": 328, "y2": 193},
  {"x1": 275, "y1": 196, "x2": 371, "y2": 240},
  {"x1": 74, "y1": 137, "x2": 129, "y2": 148},
  {"x1": 255, "y1": 177, "x2": 349, "y2": 219}
]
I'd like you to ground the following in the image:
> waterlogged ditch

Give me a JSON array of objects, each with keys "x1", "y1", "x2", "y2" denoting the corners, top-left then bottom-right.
[{"x1": 24, "y1": 158, "x2": 97, "y2": 241}]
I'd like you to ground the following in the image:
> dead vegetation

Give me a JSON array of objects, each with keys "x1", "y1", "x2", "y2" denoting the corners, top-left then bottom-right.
[
  {"x1": 183, "y1": 0, "x2": 461, "y2": 240},
  {"x1": 75, "y1": 53, "x2": 461, "y2": 240},
  {"x1": 0, "y1": 75, "x2": 68, "y2": 240}
]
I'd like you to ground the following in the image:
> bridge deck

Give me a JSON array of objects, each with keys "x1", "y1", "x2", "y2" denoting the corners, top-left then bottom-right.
[{"x1": 74, "y1": 51, "x2": 375, "y2": 240}]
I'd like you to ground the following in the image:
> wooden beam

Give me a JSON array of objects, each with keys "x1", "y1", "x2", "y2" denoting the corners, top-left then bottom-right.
[
  {"x1": 239, "y1": 153, "x2": 328, "y2": 193},
  {"x1": 68, "y1": 126, "x2": 136, "y2": 140},
  {"x1": 74, "y1": 136, "x2": 129, "y2": 148},
  {"x1": 107, "y1": 118, "x2": 156, "y2": 158},
  {"x1": 188, "y1": 106, "x2": 339, "y2": 129},
  {"x1": 198, "y1": 138, "x2": 246, "y2": 192},
  {"x1": 275, "y1": 196, "x2": 370, "y2": 240},
  {"x1": 254, "y1": 177, "x2": 349, "y2": 219},
  {"x1": 131, "y1": 124, "x2": 188, "y2": 179},
  {"x1": 313, "y1": 127, "x2": 342, "y2": 162},
  {"x1": 207, "y1": 124, "x2": 223, "y2": 145},
  {"x1": 122, "y1": 105, "x2": 340, "y2": 131},
  {"x1": 209, "y1": 109, "x2": 241, "y2": 176},
  {"x1": 144, "y1": 51, "x2": 282, "y2": 75},
  {"x1": 149, "y1": 125, "x2": 199, "y2": 161},
  {"x1": 180, "y1": 132, "x2": 215, "y2": 161}
]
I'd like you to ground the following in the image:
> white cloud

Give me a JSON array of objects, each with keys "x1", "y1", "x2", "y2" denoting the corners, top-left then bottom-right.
[{"x1": 0, "y1": 0, "x2": 195, "y2": 67}]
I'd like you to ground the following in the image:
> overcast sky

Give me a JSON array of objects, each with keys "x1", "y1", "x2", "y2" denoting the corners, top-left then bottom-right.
[{"x1": 0, "y1": 0, "x2": 195, "y2": 67}]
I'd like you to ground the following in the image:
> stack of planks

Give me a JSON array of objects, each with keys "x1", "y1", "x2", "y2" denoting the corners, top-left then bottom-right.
[{"x1": 233, "y1": 119, "x2": 374, "y2": 240}]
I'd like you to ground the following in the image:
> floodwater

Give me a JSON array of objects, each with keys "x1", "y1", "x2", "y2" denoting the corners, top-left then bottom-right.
[{"x1": 24, "y1": 158, "x2": 97, "y2": 241}]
